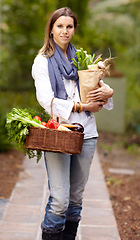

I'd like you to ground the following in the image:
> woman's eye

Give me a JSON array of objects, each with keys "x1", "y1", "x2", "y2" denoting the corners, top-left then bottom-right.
[{"x1": 57, "y1": 24, "x2": 73, "y2": 29}]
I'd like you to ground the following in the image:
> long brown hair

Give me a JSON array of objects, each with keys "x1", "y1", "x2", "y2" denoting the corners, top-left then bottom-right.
[{"x1": 39, "y1": 7, "x2": 78, "y2": 57}]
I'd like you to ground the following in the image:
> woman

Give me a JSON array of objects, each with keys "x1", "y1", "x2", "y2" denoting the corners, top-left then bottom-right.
[{"x1": 32, "y1": 7, "x2": 113, "y2": 240}]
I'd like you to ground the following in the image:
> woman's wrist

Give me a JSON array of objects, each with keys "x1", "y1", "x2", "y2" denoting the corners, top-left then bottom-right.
[
  {"x1": 72, "y1": 102, "x2": 83, "y2": 113},
  {"x1": 81, "y1": 103, "x2": 88, "y2": 112}
]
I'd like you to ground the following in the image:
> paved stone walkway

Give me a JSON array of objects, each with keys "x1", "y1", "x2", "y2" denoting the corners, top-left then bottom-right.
[{"x1": 0, "y1": 150, "x2": 121, "y2": 240}]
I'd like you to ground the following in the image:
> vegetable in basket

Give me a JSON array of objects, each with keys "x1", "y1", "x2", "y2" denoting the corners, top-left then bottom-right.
[
  {"x1": 5, "y1": 108, "x2": 71, "y2": 162},
  {"x1": 5, "y1": 108, "x2": 48, "y2": 162},
  {"x1": 71, "y1": 123, "x2": 84, "y2": 133},
  {"x1": 47, "y1": 119, "x2": 71, "y2": 131}
]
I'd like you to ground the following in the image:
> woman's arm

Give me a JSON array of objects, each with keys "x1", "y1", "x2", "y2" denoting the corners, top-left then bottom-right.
[
  {"x1": 32, "y1": 54, "x2": 74, "y2": 120},
  {"x1": 86, "y1": 80, "x2": 113, "y2": 111},
  {"x1": 72, "y1": 100, "x2": 106, "y2": 113},
  {"x1": 87, "y1": 81, "x2": 113, "y2": 102},
  {"x1": 32, "y1": 55, "x2": 110, "y2": 117},
  {"x1": 82, "y1": 101, "x2": 106, "y2": 112}
]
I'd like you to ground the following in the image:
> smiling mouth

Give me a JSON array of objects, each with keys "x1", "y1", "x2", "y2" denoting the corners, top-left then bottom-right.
[{"x1": 61, "y1": 36, "x2": 69, "y2": 39}]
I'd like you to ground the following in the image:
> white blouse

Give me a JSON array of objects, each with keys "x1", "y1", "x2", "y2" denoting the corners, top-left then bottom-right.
[{"x1": 32, "y1": 54, "x2": 113, "y2": 139}]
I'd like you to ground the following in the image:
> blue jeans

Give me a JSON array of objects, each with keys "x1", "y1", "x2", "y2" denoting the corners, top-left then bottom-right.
[{"x1": 42, "y1": 138, "x2": 97, "y2": 233}]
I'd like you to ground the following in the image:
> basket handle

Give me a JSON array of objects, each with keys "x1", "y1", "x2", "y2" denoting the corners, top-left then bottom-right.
[
  {"x1": 50, "y1": 97, "x2": 59, "y2": 123},
  {"x1": 51, "y1": 97, "x2": 54, "y2": 119}
]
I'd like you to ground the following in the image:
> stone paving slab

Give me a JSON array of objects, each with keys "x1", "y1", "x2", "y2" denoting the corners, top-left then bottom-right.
[
  {"x1": 0, "y1": 199, "x2": 9, "y2": 221},
  {"x1": 77, "y1": 150, "x2": 121, "y2": 240},
  {"x1": 0, "y1": 156, "x2": 47, "y2": 240},
  {"x1": 108, "y1": 168, "x2": 135, "y2": 175},
  {"x1": 78, "y1": 226, "x2": 121, "y2": 240},
  {"x1": 0, "y1": 150, "x2": 121, "y2": 240},
  {"x1": 77, "y1": 151, "x2": 120, "y2": 240}
]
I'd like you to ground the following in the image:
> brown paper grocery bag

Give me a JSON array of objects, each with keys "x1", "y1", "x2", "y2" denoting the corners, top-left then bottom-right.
[{"x1": 78, "y1": 69, "x2": 103, "y2": 103}]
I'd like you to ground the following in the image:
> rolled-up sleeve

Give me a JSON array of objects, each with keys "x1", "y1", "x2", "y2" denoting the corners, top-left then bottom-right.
[
  {"x1": 103, "y1": 97, "x2": 113, "y2": 110},
  {"x1": 100, "y1": 80, "x2": 113, "y2": 110},
  {"x1": 32, "y1": 54, "x2": 74, "y2": 120}
]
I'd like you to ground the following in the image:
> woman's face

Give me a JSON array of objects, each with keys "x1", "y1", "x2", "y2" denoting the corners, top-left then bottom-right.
[{"x1": 51, "y1": 16, "x2": 75, "y2": 49}]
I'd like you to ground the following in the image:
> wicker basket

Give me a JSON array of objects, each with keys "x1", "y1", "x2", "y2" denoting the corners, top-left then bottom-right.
[{"x1": 25, "y1": 127, "x2": 84, "y2": 154}]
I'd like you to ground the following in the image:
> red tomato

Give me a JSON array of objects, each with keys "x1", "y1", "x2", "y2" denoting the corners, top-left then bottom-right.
[
  {"x1": 34, "y1": 116, "x2": 41, "y2": 121},
  {"x1": 47, "y1": 119, "x2": 60, "y2": 129},
  {"x1": 41, "y1": 121, "x2": 48, "y2": 128}
]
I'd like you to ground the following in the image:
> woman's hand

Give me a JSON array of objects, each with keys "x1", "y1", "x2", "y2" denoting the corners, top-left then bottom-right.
[
  {"x1": 82, "y1": 101, "x2": 106, "y2": 113},
  {"x1": 87, "y1": 81, "x2": 113, "y2": 102}
]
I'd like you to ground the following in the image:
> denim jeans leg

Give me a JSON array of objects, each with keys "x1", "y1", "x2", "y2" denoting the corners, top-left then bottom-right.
[
  {"x1": 43, "y1": 151, "x2": 71, "y2": 233},
  {"x1": 66, "y1": 138, "x2": 97, "y2": 222},
  {"x1": 42, "y1": 138, "x2": 97, "y2": 232}
]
